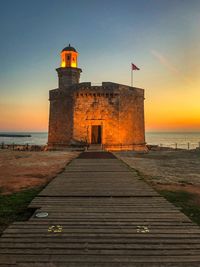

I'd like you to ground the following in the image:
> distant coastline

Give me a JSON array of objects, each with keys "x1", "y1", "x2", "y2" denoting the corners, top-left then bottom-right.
[{"x1": 0, "y1": 134, "x2": 31, "y2": 138}]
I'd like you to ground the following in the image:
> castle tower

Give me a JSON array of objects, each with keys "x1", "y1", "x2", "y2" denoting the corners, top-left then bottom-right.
[
  {"x1": 48, "y1": 45, "x2": 147, "y2": 151},
  {"x1": 56, "y1": 44, "x2": 82, "y2": 88}
]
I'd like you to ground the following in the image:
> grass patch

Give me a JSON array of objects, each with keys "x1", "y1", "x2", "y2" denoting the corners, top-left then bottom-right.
[
  {"x1": 0, "y1": 187, "x2": 42, "y2": 235},
  {"x1": 158, "y1": 190, "x2": 200, "y2": 226}
]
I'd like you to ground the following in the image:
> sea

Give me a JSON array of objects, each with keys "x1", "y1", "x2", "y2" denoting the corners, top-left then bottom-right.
[{"x1": 0, "y1": 132, "x2": 200, "y2": 150}]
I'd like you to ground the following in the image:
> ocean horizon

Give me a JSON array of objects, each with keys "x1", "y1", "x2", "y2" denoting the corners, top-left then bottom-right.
[{"x1": 0, "y1": 131, "x2": 200, "y2": 150}]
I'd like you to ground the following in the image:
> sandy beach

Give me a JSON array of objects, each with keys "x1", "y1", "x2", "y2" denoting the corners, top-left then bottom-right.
[{"x1": 0, "y1": 150, "x2": 80, "y2": 195}]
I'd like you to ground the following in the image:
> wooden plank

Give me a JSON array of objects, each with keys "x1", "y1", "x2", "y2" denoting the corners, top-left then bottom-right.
[
  {"x1": 3, "y1": 228, "x2": 200, "y2": 234},
  {"x1": 1, "y1": 248, "x2": 200, "y2": 256},
  {"x1": 29, "y1": 215, "x2": 188, "y2": 220},
  {"x1": 28, "y1": 219, "x2": 191, "y2": 223},
  {"x1": 1, "y1": 254, "x2": 200, "y2": 263},
  {"x1": 2, "y1": 242, "x2": 200, "y2": 250},
  {"x1": 16, "y1": 263, "x2": 200, "y2": 267},
  {"x1": 3, "y1": 233, "x2": 200, "y2": 238},
  {"x1": 12, "y1": 221, "x2": 196, "y2": 227},
  {"x1": 25, "y1": 226, "x2": 200, "y2": 230},
  {"x1": 2, "y1": 237, "x2": 200, "y2": 244}
]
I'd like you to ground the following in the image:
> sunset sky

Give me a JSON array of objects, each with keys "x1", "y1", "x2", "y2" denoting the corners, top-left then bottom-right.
[{"x1": 0, "y1": 0, "x2": 200, "y2": 132}]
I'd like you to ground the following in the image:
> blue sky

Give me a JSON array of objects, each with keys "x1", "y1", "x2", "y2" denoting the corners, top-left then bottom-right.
[{"x1": 0, "y1": 0, "x2": 200, "y2": 131}]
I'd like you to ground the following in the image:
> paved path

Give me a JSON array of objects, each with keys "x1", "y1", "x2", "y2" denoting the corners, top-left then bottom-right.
[{"x1": 1, "y1": 151, "x2": 200, "y2": 266}]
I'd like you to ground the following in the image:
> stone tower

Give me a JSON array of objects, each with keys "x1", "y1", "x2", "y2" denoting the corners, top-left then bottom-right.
[
  {"x1": 48, "y1": 45, "x2": 147, "y2": 151},
  {"x1": 56, "y1": 44, "x2": 82, "y2": 88}
]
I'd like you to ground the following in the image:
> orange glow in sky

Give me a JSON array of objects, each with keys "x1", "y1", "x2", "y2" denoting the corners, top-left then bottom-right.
[{"x1": 0, "y1": 1, "x2": 200, "y2": 132}]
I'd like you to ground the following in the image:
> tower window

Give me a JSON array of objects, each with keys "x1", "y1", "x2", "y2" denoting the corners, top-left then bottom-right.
[{"x1": 67, "y1": 56, "x2": 70, "y2": 60}]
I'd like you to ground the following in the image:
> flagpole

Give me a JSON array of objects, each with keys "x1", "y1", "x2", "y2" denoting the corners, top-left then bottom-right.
[
  {"x1": 131, "y1": 62, "x2": 139, "y2": 87},
  {"x1": 131, "y1": 67, "x2": 133, "y2": 87}
]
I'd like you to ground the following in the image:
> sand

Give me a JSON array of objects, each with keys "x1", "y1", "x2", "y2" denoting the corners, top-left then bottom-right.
[
  {"x1": 0, "y1": 150, "x2": 80, "y2": 195},
  {"x1": 1, "y1": 148, "x2": 200, "y2": 196},
  {"x1": 115, "y1": 149, "x2": 200, "y2": 196}
]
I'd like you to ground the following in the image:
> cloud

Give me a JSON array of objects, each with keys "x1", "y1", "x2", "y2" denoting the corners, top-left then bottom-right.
[
  {"x1": 151, "y1": 49, "x2": 194, "y2": 86},
  {"x1": 151, "y1": 49, "x2": 179, "y2": 75}
]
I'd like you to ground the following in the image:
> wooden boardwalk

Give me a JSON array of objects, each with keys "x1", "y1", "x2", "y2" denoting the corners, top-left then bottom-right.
[{"x1": 1, "y1": 151, "x2": 200, "y2": 266}]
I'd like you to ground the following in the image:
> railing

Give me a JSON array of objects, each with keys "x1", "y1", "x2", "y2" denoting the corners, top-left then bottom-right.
[
  {"x1": 1, "y1": 142, "x2": 200, "y2": 151},
  {"x1": 149, "y1": 142, "x2": 200, "y2": 150},
  {"x1": 0, "y1": 142, "x2": 46, "y2": 151}
]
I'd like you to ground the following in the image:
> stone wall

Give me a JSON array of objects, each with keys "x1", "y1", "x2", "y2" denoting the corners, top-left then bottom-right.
[
  {"x1": 48, "y1": 82, "x2": 146, "y2": 151},
  {"x1": 118, "y1": 85, "x2": 145, "y2": 146},
  {"x1": 72, "y1": 83, "x2": 146, "y2": 150},
  {"x1": 73, "y1": 86, "x2": 120, "y2": 145},
  {"x1": 48, "y1": 89, "x2": 73, "y2": 148}
]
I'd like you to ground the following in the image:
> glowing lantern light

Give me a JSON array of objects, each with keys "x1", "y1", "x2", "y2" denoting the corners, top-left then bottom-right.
[{"x1": 60, "y1": 44, "x2": 78, "y2": 68}]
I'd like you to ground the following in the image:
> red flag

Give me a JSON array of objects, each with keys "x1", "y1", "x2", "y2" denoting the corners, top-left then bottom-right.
[{"x1": 131, "y1": 63, "x2": 140, "y2": 70}]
